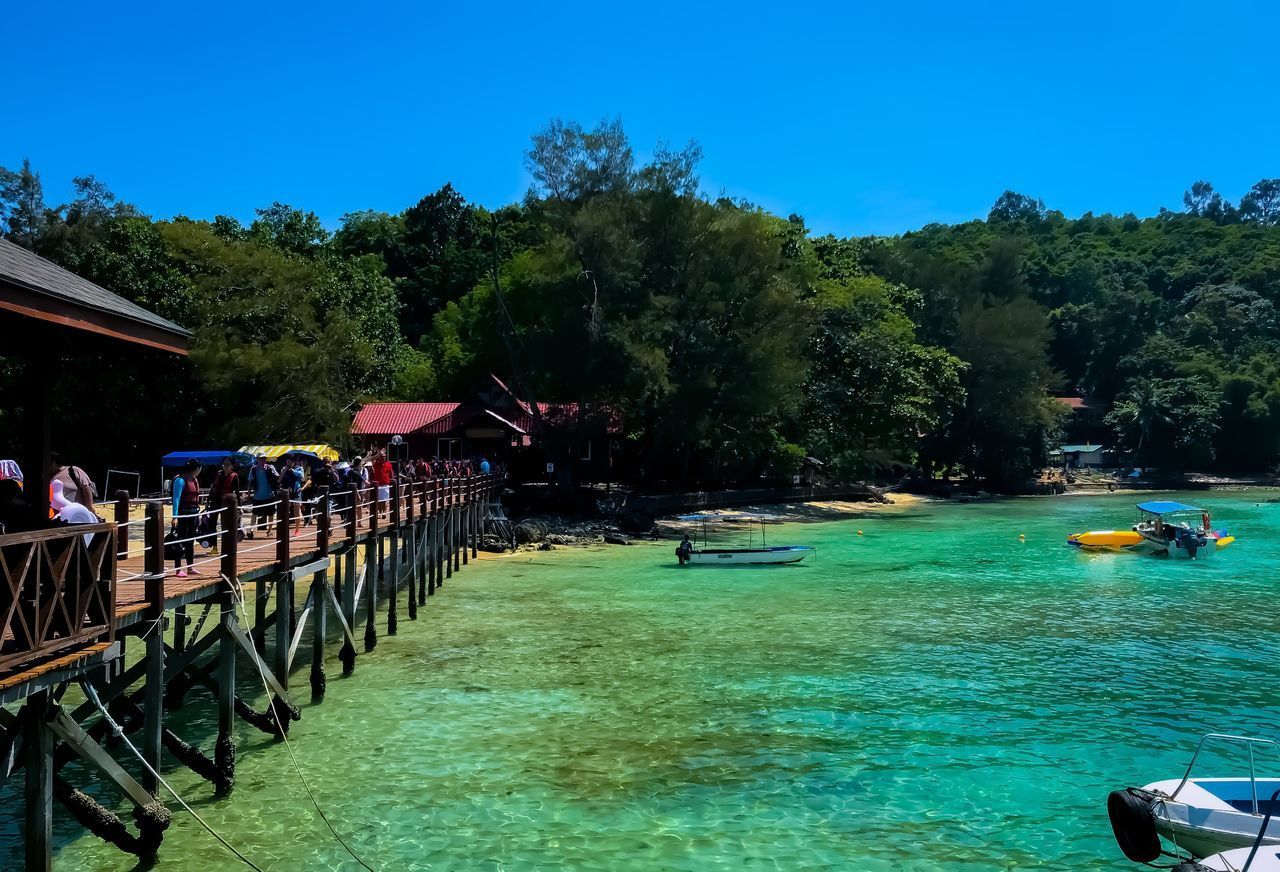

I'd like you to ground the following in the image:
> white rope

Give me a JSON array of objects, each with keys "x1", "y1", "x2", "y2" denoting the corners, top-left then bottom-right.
[
  {"x1": 224, "y1": 575, "x2": 377, "y2": 872},
  {"x1": 80, "y1": 682, "x2": 267, "y2": 872}
]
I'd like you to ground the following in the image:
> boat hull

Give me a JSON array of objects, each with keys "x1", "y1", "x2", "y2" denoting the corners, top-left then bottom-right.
[
  {"x1": 686, "y1": 546, "x2": 813, "y2": 565},
  {"x1": 1144, "y1": 778, "x2": 1280, "y2": 858},
  {"x1": 1066, "y1": 529, "x2": 1225, "y2": 558}
]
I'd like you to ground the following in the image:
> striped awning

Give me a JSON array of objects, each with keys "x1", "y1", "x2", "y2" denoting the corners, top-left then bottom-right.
[{"x1": 238, "y1": 444, "x2": 341, "y2": 461}]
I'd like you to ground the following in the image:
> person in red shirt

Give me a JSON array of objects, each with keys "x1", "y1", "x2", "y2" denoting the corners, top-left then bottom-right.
[{"x1": 372, "y1": 450, "x2": 393, "y2": 522}]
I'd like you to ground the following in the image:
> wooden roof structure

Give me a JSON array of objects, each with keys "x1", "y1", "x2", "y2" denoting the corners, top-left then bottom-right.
[{"x1": 0, "y1": 237, "x2": 190, "y2": 354}]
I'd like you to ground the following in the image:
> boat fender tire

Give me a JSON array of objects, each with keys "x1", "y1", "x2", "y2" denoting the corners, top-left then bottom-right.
[{"x1": 1107, "y1": 788, "x2": 1161, "y2": 863}]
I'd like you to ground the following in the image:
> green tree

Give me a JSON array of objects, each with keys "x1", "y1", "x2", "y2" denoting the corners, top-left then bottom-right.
[{"x1": 0, "y1": 158, "x2": 49, "y2": 246}]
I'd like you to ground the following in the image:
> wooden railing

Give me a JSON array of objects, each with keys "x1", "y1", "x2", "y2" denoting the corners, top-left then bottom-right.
[
  {"x1": 0, "y1": 523, "x2": 116, "y2": 673},
  {"x1": 0, "y1": 473, "x2": 502, "y2": 675}
]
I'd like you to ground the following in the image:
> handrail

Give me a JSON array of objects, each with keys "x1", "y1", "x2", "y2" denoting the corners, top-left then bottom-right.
[
  {"x1": 0, "y1": 522, "x2": 117, "y2": 672},
  {"x1": 1171, "y1": 733, "x2": 1280, "y2": 816}
]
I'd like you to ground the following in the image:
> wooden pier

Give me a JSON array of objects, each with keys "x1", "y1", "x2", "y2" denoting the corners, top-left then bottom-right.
[{"x1": 0, "y1": 473, "x2": 502, "y2": 871}]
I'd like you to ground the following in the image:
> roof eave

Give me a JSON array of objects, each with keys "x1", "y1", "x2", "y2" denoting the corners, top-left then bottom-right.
[{"x1": 0, "y1": 279, "x2": 190, "y2": 355}]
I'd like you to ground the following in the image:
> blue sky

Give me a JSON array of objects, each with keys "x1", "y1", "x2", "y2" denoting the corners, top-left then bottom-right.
[{"x1": 6, "y1": 1, "x2": 1277, "y2": 237}]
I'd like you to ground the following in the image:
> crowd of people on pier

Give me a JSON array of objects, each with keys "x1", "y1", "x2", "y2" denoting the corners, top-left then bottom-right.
[
  {"x1": 0, "y1": 448, "x2": 501, "y2": 579},
  {"x1": 161, "y1": 450, "x2": 499, "y2": 576}
]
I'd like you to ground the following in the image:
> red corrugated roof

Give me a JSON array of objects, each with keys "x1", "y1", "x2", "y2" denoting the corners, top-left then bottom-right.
[
  {"x1": 1056, "y1": 397, "x2": 1087, "y2": 410},
  {"x1": 351, "y1": 403, "x2": 460, "y2": 435}
]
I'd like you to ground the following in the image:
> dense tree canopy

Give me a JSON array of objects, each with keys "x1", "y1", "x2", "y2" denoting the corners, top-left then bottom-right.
[{"x1": 5, "y1": 120, "x2": 1280, "y2": 489}]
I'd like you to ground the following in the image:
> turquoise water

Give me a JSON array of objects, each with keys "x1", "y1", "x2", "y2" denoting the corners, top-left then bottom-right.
[{"x1": 4, "y1": 491, "x2": 1279, "y2": 870}]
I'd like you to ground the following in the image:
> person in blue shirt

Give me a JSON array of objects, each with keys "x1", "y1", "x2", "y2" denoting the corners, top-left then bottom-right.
[
  {"x1": 280, "y1": 456, "x2": 305, "y2": 534},
  {"x1": 171, "y1": 458, "x2": 203, "y2": 577},
  {"x1": 247, "y1": 455, "x2": 279, "y2": 539},
  {"x1": 479, "y1": 457, "x2": 491, "y2": 475}
]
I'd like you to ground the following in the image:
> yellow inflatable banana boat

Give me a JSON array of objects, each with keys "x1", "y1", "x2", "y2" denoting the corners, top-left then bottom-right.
[{"x1": 1066, "y1": 530, "x2": 1144, "y2": 550}]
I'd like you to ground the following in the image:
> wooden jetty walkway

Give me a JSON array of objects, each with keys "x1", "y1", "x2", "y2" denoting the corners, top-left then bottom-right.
[{"x1": 0, "y1": 473, "x2": 503, "y2": 871}]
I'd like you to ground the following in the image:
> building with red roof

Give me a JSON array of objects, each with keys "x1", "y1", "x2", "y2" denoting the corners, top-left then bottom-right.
[{"x1": 351, "y1": 375, "x2": 622, "y2": 481}]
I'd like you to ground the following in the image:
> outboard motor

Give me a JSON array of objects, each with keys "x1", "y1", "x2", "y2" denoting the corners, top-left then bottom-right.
[
  {"x1": 1178, "y1": 527, "x2": 1199, "y2": 558},
  {"x1": 1108, "y1": 788, "x2": 1162, "y2": 863}
]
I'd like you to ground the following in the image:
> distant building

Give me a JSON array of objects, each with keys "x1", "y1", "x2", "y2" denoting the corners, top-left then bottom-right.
[
  {"x1": 1055, "y1": 396, "x2": 1108, "y2": 444},
  {"x1": 351, "y1": 374, "x2": 621, "y2": 482},
  {"x1": 1055, "y1": 444, "x2": 1110, "y2": 468}
]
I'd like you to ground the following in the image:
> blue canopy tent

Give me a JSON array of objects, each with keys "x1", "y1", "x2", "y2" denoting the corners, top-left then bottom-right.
[{"x1": 161, "y1": 450, "x2": 254, "y2": 468}]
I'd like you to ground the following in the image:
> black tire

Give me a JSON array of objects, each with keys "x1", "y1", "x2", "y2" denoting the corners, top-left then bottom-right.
[{"x1": 1108, "y1": 788, "x2": 1161, "y2": 863}]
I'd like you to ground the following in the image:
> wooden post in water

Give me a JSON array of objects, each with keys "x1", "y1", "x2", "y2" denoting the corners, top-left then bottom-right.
[
  {"x1": 416, "y1": 482, "x2": 428, "y2": 604},
  {"x1": 142, "y1": 503, "x2": 166, "y2": 793},
  {"x1": 464, "y1": 477, "x2": 473, "y2": 560},
  {"x1": 339, "y1": 482, "x2": 359, "y2": 673},
  {"x1": 427, "y1": 480, "x2": 438, "y2": 595},
  {"x1": 24, "y1": 688, "x2": 52, "y2": 872},
  {"x1": 406, "y1": 482, "x2": 418, "y2": 620},
  {"x1": 311, "y1": 486, "x2": 330, "y2": 700},
  {"x1": 216, "y1": 493, "x2": 240, "y2": 794},
  {"x1": 364, "y1": 485, "x2": 379, "y2": 651},
  {"x1": 471, "y1": 475, "x2": 480, "y2": 559},
  {"x1": 275, "y1": 488, "x2": 291, "y2": 690},
  {"x1": 388, "y1": 480, "x2": 400, "y2": 636},
  {"x1": 452, "y1": 478, "x2": 461, "y2": 574}
]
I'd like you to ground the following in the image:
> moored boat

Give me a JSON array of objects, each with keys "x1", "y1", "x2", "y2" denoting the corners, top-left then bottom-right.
[
  {"x1": 1108, "y1": 734, "x2": 1280, "y2": 864},
  {"x1": 1068, "y1": 500, "x2": 1234, "y2": 558},
  {"x1": 675, "y1": 513, "x2": 814, "y2": 566}
]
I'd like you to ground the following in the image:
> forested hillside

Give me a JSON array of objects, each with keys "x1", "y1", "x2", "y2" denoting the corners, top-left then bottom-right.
[{"x1": 3, "y1": 121, "x2": 1279, "y2": 488}]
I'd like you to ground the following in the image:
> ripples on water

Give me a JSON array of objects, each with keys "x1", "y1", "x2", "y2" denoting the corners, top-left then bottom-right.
[{"x1": 3, "y1": 491, "x2": 1278, "y2": 870}]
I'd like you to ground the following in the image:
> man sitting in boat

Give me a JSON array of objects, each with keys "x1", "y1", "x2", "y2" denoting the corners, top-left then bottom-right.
[{"x1": 676, "y1": 535, "x2": 693, "y2": 564}]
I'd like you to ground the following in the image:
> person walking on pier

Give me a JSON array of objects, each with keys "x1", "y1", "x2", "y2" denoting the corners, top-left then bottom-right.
[
  {"x1": 171, "y1": 458, "x2": 203, "y2": 577},
  {"x1": 206, "y1": 456, "x2": 242, "y2": 554},
  {"x1": 247, "y1": 454, "x2": 279, "y2": 538},
  {"x1": 281, "y1": 455, "x2": 305, "y2": 534},
  {"x1": 372, "y1": 450, "x2": 393, "y2": 522}
]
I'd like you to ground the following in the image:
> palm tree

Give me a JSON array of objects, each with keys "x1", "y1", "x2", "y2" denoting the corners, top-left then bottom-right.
[{"x1": 1106, "y1": 380, "x2": 1172, "y2": 463}]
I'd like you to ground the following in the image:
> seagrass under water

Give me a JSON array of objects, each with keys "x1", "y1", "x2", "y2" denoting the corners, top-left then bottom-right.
[{"x1": 4, "y1": 490, "x2": 1279, "y2": 870}]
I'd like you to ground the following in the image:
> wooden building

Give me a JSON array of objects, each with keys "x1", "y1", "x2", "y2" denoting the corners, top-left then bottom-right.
[
  {"x1": 352, "y1": 374, "x2": 621, "y2": 482},
  {"x1": 0, "y1": 238, "x2": 191, "y2": 870}
]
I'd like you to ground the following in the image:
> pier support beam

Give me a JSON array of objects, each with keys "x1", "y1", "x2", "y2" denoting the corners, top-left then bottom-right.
[
  {"x1": 216, "y1": 495, "x2": 240, "y2": 795},
  {"x1": 364, "y1": 503, "x2": 379, "y2": 652},
  {"x1": 142, "y1": 572, "x2": 165, "y2": 794},
  {"x1": 340, "y1": 547, "x2": 357, "y2": 673},
  {"x1": 24, "y1": 690, "x2": 52, "y2": 872},
  {"x1": 388, "y1": 481, "x2": 400, "y2": 636},
  {"x1": 311, "y1": 490, "x2": 330, "y2": 700}
]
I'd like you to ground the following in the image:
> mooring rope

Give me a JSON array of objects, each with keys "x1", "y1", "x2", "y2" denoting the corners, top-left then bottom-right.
[
  {"x1": 225, "y1": 573, "x2": 378, "y2": 872},
  {"x1": 80, "y1": 682, "x2": 267, "y2": 872}
]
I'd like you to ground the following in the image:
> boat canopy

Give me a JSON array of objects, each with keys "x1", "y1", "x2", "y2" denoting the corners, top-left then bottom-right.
[
  {"x1": 677, "y1": 512, "x2": 774, "y2": 522},
  {"x1": 161, "y1": 450, "x2": 254, "y2": 467},
  {"x1": 239, "y1": 443, "x2": 340, "y2": 461},
  {"x1": 1137, "y1": 500, "x2": 1202, "y2": 515}
]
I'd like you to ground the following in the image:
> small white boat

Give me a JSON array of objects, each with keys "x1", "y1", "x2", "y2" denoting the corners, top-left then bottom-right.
[
  {"x1": 686, "y1": 545, "x2": 814, "y2": 565},
  {"x1": 1109, "y1": 734, "x2": 1280, "y2": 864},
  {"x1": 675, "y1": 513, "x2": 814, "y2": 566}
]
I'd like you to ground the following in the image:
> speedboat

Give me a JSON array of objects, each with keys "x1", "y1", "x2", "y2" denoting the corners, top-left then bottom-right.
[
  {"x1": 1068, "y1": 500, "x2": 1235, "y2": 558},
  {"x1": 1109, "y1": 734, "x2": 1280, "y2": 864},
  {"x1": 675, "y1": 513, "x2": 814, "y2": 566}
]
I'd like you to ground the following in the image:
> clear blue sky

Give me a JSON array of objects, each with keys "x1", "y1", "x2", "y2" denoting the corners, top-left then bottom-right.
[{"x1": 6, "y1": 1, "x2": 1277, "y2": 237}]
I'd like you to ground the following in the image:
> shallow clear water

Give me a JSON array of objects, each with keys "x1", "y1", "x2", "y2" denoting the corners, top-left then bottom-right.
[{"x1": 5, "y1": 491, "x2": 1279, "y2": 870}]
